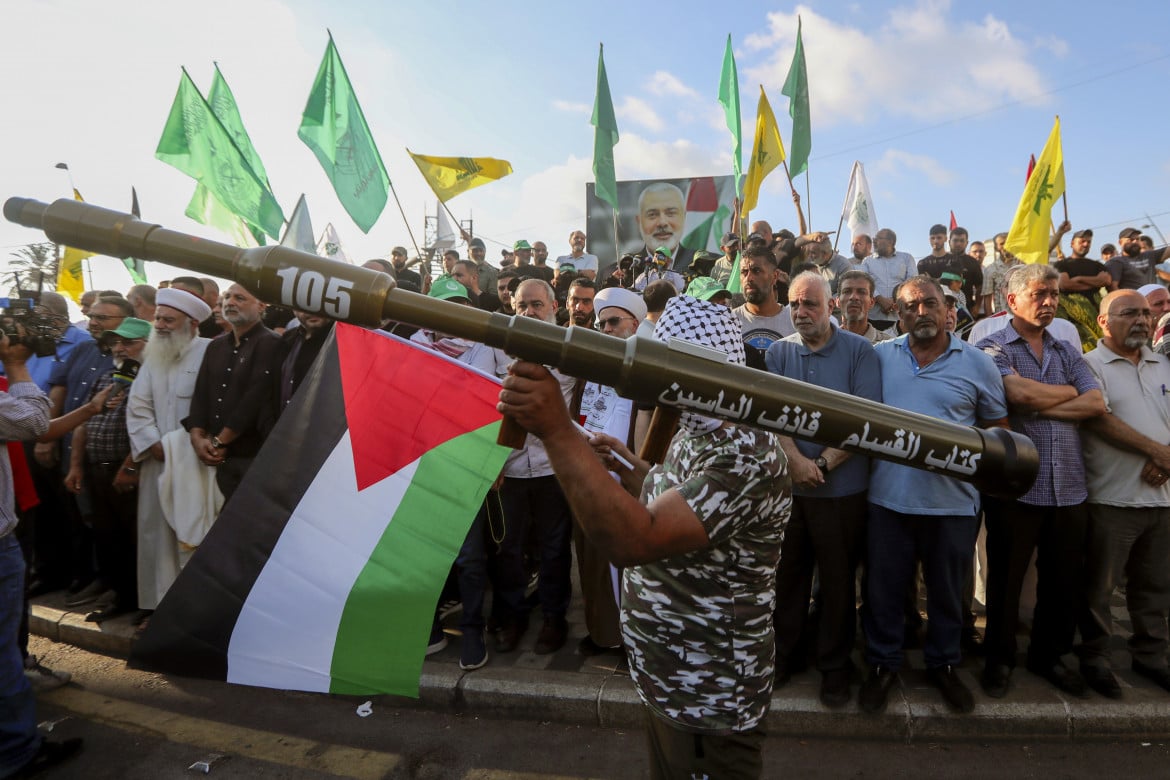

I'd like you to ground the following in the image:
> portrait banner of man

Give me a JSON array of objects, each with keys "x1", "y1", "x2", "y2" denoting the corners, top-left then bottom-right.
[{"x1": 585, "y1": 175, "x2": 736, "y2": 276}]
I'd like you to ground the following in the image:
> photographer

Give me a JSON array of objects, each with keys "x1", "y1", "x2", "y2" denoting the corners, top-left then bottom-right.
[{"x1": 0, "y1": 328, "x2": 83, "y2": 775}]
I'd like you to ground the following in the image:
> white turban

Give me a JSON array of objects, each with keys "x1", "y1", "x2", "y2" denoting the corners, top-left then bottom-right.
[
  {"x1": 593, "y1": 287, "x2": 648, "y2": 322},
  {"x1": 156, "y1": 287, "x2": 212, "y2": 323}
]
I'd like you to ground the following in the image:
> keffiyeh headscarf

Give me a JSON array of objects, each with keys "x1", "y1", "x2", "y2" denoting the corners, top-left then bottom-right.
[{"x1": 652, "y1": 296, "x2": 746, "y2": 435}]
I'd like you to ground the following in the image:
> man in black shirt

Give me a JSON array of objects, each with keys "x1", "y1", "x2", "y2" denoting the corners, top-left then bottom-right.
[
  {"x1": 1053, "y1": 228, "x2": 1112, "y2": 300},
  {"x1": 184, "y1": 284, "x2": 281, "y2": 501},
  {"x1": 1108, "y1": 227, "x2": 1170, "y2": 290},
  {"x1": 389, "y1": 246, "x2": 423, "y2": 289},
  {"x1": 277, "y1": 311, "x2": 335, "y2": 414},
  {"x1": 919, "y1": 226, "x2": 983, "y2": 317}
]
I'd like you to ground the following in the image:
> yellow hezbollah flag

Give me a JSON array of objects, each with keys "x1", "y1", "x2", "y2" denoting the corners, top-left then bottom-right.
[
  {"x1": 1005, "y1": 117, "x2": 1065, "y2": 265},
  {"x1": 406, "y1": 151, "x2": 513, "y2": 203},
  {"x1": 57, "y1": 188, "x2": 93, "y2": 303},
  {"x1": 741, "y1": 86, "x2": 787, "y2": 215}
]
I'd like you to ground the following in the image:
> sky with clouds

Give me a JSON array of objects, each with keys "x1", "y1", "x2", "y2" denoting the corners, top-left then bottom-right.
[{"x1": 2, "y1": 0, "x2": 1168, "y2": 293}]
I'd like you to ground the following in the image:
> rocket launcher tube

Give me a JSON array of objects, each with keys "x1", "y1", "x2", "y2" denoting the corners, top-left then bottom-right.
[{"x1": 5, "y1": 197, "x2": 1038, "y2": 498}]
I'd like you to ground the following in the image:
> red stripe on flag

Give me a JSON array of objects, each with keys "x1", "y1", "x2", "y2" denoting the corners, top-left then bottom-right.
[
  {"x1": 336, "y1": 324, "x2": 503, "y2": 489},
  {"x1": 685, "y1": 176, "x2": 719, "y2": 212}
]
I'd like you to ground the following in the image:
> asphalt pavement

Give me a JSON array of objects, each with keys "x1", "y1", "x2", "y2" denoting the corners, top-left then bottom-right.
[{"x1": 28, "y1": 582, "x2": 1170, "y2": 742}]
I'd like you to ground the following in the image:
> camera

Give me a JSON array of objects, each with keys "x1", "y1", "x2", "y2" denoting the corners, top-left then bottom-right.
[{"x1": 0, "y1": 295, "x2": 58, "y2": 358}]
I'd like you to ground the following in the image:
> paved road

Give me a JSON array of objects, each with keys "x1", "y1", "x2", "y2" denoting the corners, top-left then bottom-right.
[{"x1": 26, "y1": 637, "x2": 1170, "y2": 779}]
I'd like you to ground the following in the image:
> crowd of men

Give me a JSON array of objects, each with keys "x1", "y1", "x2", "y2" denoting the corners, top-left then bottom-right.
[{"x1": 4, "y1": 218, "x2": 1170, "y2": 778}]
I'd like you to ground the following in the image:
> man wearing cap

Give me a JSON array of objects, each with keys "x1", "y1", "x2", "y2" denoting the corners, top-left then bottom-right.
[
  {"x1": 569, "y1": 286, "x2": 648, "y2": 655},
  {"x1": 500, "y1": 294, "x2": 790, "y2": 778},
  {"x1": 390, "y1": 246, "x2": 423, "y2": 290},
  {"x1": 686, "y1": 277, "x2": 732, "y2": 308},
  {"x1": 184, "y1": 284, "x2": 281, "y2": 502},
  {"x1": 633, "y1": 247, "x2": 685, "y2": 294},
  {"x1": 1050, "y1": 226, "x2": 1112, "y2": 349},
  {"x1": 464, "y1": 237, "x2": 497, "y2": 298},
  {"x1": 126, "y1": 289, "x2": 212, "y2": 614},
  {"x1": 838, "y1": 270, "x2": 891, "y2": 344},
  {"x1": 636, "y1": 182, "x2": 693, "y2": 272},
  {"x1": 65, "y1": 317, "x2": 152, "y2": 623},
  {"x1": 556, "y1": 231, "x2": 599, "y2": 281},
  {"x1": 766, "y1": 272, "x2": 881, "y2": 707},
  {"x1": 1109, "y1": 227, "x2": 1170, "y2": 290},
  {"x1": 711, "y1": 231, "x2": 740, "y2": 286},
  {"x1": 44, "y1": 295, "x2": 134, "y2": 604}
]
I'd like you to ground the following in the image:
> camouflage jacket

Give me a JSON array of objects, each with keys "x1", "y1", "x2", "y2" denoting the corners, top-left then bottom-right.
[{"x1": 622, "y1": 424, "x2": 791, "y2": 734}]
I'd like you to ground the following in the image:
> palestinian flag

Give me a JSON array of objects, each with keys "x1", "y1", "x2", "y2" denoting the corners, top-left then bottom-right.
[
  {"x1": 680, "y1": 176, "x2": 732, "y2": 259},
  {"x1": 130, "y1": 324, "x2": 509, "y2": 697}
]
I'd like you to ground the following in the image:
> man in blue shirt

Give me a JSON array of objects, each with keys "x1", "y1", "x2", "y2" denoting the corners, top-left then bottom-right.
[
  {"x1": 860, "y1": 275, "x2": 1009, "y2": 716},
  {"x1": 976, "y1": 264, "x2": 1104, "y2": 699},
  {"x1": 765, "y1": 272, "x2": 881, "y2": 708}
]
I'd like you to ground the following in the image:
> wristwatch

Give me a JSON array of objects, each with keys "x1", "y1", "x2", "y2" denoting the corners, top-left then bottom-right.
[
  {"x1": 814, "y1": 456, "x2": 829, "y2": 476},
  {"x1": 211, "y1": 436, "x2": 226, "y2": 450}
]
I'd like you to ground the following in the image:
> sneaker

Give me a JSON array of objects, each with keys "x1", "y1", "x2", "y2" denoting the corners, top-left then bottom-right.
[
  {"x1": 63, "y1": 580, "x2": 110, "y2": 608},
  {"x1": 928, "y1": 665, "x2": 975, "y2": 714},
  {"x1": 438, "y1": 598, "x2": 463, "y2": 620},
  {"x1": 23, "y1": 656, "x2": 71, "y2": 692},
  {"x1": 426, "y1": 624, "x2": 448, "y2": 656},
  {"x1": 534, "y1": 617, "x2": 568, "y2": 655},
  {"x1": 460, "y1": 630, "x2": 489, "y2": 671}
]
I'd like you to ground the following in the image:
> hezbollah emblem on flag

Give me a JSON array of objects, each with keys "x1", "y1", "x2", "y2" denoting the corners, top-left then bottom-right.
[{"x1": 131, "y1": 325, "x2": 510, "y2": 697}]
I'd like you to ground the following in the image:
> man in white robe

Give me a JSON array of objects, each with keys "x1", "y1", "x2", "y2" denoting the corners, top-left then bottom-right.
[{"x1": 125, "y1": 288, "x2": 212, "y2": 611}]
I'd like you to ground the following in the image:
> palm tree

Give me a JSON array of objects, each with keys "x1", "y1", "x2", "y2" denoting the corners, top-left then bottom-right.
[{"x1": 6, "y1": 243, "x2": 58, "y2": 296}]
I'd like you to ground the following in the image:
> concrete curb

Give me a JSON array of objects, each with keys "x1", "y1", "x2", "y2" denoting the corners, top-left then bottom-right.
[{"x1": 31, "y1": 603, "x2": 1170, "y2": 740}]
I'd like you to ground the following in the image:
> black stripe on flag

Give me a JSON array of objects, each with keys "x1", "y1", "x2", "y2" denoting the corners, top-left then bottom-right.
[{"x1": 129, "y1": 330, "x2": 347, "y2": 679}]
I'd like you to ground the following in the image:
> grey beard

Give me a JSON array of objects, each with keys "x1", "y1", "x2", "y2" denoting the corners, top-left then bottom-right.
[{"x1": 144, "y1": 326, "x2": 195, "y2": 366}]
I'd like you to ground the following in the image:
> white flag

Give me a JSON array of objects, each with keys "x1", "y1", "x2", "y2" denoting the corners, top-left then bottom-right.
[
  {"x1": 434, "y1": 202, "x2": 456, "y2": 249},
  {"x1": 315, "y1": 223, "x2": 352, "y2": 264},
  {"x1": 280, "y1": 195, "x2": 317, "y2": 254},
  {"x1": 842, "y1": 161, "x2": 879, "y2": 241}
]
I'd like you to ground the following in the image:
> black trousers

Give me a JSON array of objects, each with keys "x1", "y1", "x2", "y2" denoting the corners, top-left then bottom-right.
[
  {"x1": 983, "y1": 500, "x2": 1088, "y2": 668},
  {"x1": 774, "y1": 492, "x2": 867, "y2": 672}
]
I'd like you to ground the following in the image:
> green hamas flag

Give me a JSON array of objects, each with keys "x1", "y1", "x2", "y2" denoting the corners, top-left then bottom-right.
[
  {"x1": 156, "y1": 68, "x2": 284, "y2": 240},
  {"x1": 298, "y1": 33, "x2": 390, "y2": 234},
  {"x1": 717, "y1": 34, "x2": 742, "y2": 194},
  {"x1": 781, "y1": 16, "x2": 811, "y2": 178},
  {"x1": 186, "y1": 65, "x2": 270, "y2": 247},
  {"x1": 590, "y1": 43, "x2": 620, "y2": 212}
]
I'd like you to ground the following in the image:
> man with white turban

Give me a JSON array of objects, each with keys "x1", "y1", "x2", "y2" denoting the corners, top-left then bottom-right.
[{"x1": 126, "y1": 288, "x2": 213, "y2": 615}]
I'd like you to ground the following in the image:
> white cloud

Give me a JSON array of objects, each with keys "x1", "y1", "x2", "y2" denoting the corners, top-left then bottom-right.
[
  {"x1": 552, "y1": 100, "x2": 591, "y2": 114},
  {"x1": 648, "y1": 71, "x2": 699, "y2": 99},
  {"x1": 616, "y1": 97, "x2": 664, "y2": 133},
  {"x1": 741, "y1": 1, "x2": 1056, "y2": 128},
  {"x1": 870, "y1": 149, "x2": 957, "y2": 187}
]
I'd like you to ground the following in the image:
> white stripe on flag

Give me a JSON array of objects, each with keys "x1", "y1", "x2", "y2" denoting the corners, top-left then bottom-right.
[{"x1": 226, "y1": 430, "x2": 418, "y2": 691}]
